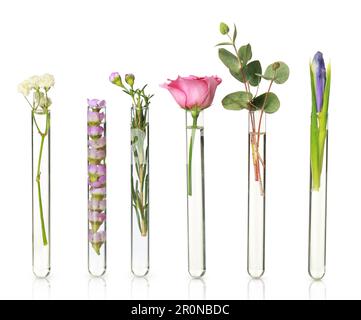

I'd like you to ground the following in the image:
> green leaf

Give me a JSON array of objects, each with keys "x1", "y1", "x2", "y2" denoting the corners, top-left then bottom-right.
[
  {"x1": 264, "y1": 62, "x2": 290, "y2": 84},
  {"x1": 233, "y1": 24, "x2": 237, "y2": 42},
  {"x1": 218, "y1": 48, "x2": 240, "y2": 73},
  {"x1": 230, "y1": 61, "x2": 261, "y2": 86},
  {"x1": 230, "y1": 69, "x2": 245, "y2": 83},
  {"x1": 215, "y1": 42, "x2": 233, "y2": 47},
  {"x1": 222, "y1": 91, "x2": 252, "y2": 110},
  {"x1": 309, "y1": 63, "x2": 317, "y2": 114},
  {"x1": 252, "y1": 92, "x2": 280, "y2": 113},
  {"x1": 256, "y1": 73, "x2": 273, "y2": 81},
  {"x1": 245, "y1": 60, "x2": 262, "y2": 86},
  {"x1": 238, "y1": 44, "x2": 252, "y2": 66},
  {"x1": 317, "y1": 63, "x2": 331, "y2": 176},
  {"x1": 220, "y1": 22, "x2": 229, "y2": 35}
]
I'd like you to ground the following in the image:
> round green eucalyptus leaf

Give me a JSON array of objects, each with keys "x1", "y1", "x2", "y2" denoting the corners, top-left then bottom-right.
[
  {"x1": 222, "y1": 91, "x2": 253, "y2": 110},
  {"x1": 264, "y1": 62, "x2": 290, "y2": 84},
  {"x1": 230, "y1": 69, "x2": 245, "y2": 83},
  {"x1": 245, "y1": 60, "x2": 262, "y2": 87},
  {"x1": 218, "y1": 48, "x2": 240, "y2": 73},
  {"x1": 238, "y1": 44, "x2": 252, "y2": 66},
  {"x1": 230, "y1": 61, "x2": 261, "y2": 86},
  {"x1": 252, "y1": 92, "x2": 280, "y2": 113}
]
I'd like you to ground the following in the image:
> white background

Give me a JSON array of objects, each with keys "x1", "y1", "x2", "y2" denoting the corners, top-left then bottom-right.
[{"x1": 1, "y1": 0, "x2": 360, "y2": 300}]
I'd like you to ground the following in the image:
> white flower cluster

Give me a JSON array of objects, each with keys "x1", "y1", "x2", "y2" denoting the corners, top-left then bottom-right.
[{"x1": 17, "y1": 73, "x2": 55, "y2": 96}]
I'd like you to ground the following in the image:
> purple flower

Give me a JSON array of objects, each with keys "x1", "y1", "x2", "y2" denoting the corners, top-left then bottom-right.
[
  {"x1": 89, "y1": 199, "x2": 106, "y2": 211},
  {"x1": 88, "y1": 164, "x2": 98, "y2": 175},
  {"x1": 89, "y1": 175, "x2": 106, "y2": 188},
  {"x1": 109, "y1": 72, "x2": 124, "y2": 87},
  {"x1": 89, "y1": 137, "x2": 106, "y2": 149},
  {"x1": 88, "y1": 98, "x2": 106, "y2": 109},
  {"x1": 88, "y1": 126, "x2": 104, "y2": 138},
  {"x1": 88, "y1": 164, "x2": 106, "y2": 176},
  {"x1": 312, "y1": 52, "x2": 326, "y2": 113},
  {"x1": 88, "y1": 164, "x2": 106, "y2": 187},
  {"x1": 88, "y1": 148, "x2": 106, "y2": 162},
  {"x1": 88, "y1": 211, "x2": 106, "y2": 223},
  {"x1": 89, "y1": 230, "x2": 106, "y2": 243},
  {"x1": 88, "y1": 111, "x2": 105, "y2": 124},
  {"x1": 96, "y1": 164, "x2": 106, "y2": 175}
]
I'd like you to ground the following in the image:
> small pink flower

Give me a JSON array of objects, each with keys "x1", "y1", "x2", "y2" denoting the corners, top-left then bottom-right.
[
  {"x1": 109, "y1": 72, "x2": 124, "y2": 86},
  {"x1": 88, "y1": 211, "x2": 106, "y2": 223},
  {"x1": 161, "y1": 75, "x2": 222, "y2": 110},
  {"x1": 89, "y1": 199, "x2": 106, "y2": 211},
  {"x1": 88, "y1": 111, "x2": 105, "y2": 124},
  {"x1": 89, "y1": 230, "x2": 106, "y2": 243},
  {"x1": 88, "y1": 99, "x2": 106, "y2": 109},
  {"x1": 89, "y1": 137, "x2": 106, "y2": 149},
  {"x1": 96, "y1": 164, "x2": 106, "y2": 175},
  {"x1": 88, "y1": 148, "x2": 106, "y2": 161},
  {"x1": 89, "y1": 175, "x2": 106, "y2": 188},
  {"x1": 88, "y1": 126, "x2": 104, "y2": 138},
  {"x1": 89, "y1": 163, "x2": 106, "y2": 187},
  {"x1": 88, "y1": 164, "x2": 106, "y2": 176}
]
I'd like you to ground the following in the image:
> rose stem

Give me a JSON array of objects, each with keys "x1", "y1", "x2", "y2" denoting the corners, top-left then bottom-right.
[{"x1": 188, "y1": 112, "x2": 198, "y2": 196}]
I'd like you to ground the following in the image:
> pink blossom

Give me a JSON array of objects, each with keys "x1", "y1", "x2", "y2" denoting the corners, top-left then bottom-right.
[
  {"x1": 88, "y1": 126, "x2": 104, "y2": 137},
  {"x1": 88, "y1": 137, "x2": 106, "y2": 149},
  {"x1": 88, "y1": 148, "x2": 106, "y2": 161},
  {"x1": 89, "y1": 175, "x2": 106, "y2": 188},
  {"x1": 88, "y1": 211, "x2": 106, "y2": 223},
  {"x1": 161, "y1": 75, "x2": 222, "y2": 110},
  {"x1": 88, "y1": 230, "x2": 106, "y2": 243},
  {"x1": 88, "y1": 164, "x2": 106, "y2": 176},
  {"x1": 88, "y1": 111, "x2": 105, "y2": 124},
  {"x1": 89, "y1": 199, "x2": 106, "y2": 211},
  {"x1": 88, "y1": 99, "x2": 106, "y2": 109}
]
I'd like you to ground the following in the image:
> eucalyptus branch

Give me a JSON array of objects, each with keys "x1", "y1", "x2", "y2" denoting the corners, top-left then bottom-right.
[{"x1": 217, "y1": 21, "x2": 289, "y2": 194}]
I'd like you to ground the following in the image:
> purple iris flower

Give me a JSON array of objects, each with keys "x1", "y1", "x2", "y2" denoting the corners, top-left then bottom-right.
[{"x1": 312, "y1": 51, "x2": 326, "y2": 112}]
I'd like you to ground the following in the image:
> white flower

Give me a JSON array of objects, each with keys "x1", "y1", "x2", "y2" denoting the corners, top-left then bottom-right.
[
  {"x1": 28, "y1": 75, "x2": 41, "y2": 89},
  {"x1": 17, "y1": 80, "x2": 31, "y2": 96},
  {"x1": 39, "y1": 73, "x2": 55, "y2": 88}
]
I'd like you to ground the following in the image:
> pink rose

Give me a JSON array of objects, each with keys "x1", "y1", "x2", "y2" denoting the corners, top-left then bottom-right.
[{"x1": 161, "y1": 75, "x2": 222, "y2": 109}]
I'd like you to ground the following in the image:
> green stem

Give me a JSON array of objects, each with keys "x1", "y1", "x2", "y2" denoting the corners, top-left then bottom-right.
[
  {"x1": 35, "y1": 113, "x2": 49, "y2": 246},
  {"x1": 310, "y1": 112, "x2": 320, "y2": 191},
  {"x1": 318, "y1": 114, "x2": 327, "y2": 176},
  {"x1": 188, "y1": 112, "x2": 199, "y2": 196},
  {"x1": 132, "y1": 106, "x2": 149, "y2": 236},
  {"x1": 310, "y1": 63, "x2": 320, "y2": 191}
]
